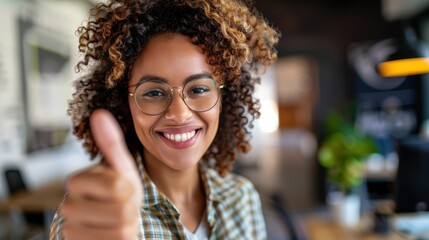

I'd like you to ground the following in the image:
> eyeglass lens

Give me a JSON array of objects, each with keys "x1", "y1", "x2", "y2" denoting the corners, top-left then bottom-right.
[{"x1": 133, "y1": 78, "x2": 220, "y2": 115}]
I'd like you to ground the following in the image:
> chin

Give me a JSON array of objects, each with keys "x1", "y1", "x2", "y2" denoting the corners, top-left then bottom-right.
[{"x1": 161, "y1": 152, "x2": 203, "y2": 171}]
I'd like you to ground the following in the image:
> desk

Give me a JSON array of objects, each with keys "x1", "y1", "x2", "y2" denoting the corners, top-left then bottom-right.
[
  {"x1": 0, "y1": 180, "x2": 65, "y2": 236},
  {"x1": 0, "y1": 181, "x2": 65, "y2": 212},
  {"x1": 303, "y1": 216, "x2": 407, "y2": 240}
]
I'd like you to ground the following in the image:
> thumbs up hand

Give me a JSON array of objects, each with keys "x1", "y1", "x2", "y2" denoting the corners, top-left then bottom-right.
[{"x1": 61, "y1": 109, "x2": 143, "y2": 240}]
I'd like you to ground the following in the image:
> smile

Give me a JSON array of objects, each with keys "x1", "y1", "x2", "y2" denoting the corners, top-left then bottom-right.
[
  {"x1": 157, "y1": 127, "x2": 202, "y2": 149},
  {"x1": 162, "y1": 130, "x2": 196, "y2": 142}
]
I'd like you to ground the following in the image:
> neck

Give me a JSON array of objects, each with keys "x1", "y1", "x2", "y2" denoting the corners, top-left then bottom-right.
[{"x1": 143, "y1": 159, "x2": 204, "y2": 205}]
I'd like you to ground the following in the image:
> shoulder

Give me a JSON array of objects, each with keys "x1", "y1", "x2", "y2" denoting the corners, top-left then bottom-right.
[
  {"x1": 204, "y1": 167, "x2": 260, "y2": 202},
  {"x1": 204, "y1": 168, "x2": 267, "y2": 238}
]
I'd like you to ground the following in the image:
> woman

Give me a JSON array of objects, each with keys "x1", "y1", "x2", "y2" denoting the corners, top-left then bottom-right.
[{"x1": 50, "y1": 0, "x2": 279, "y2": 239}]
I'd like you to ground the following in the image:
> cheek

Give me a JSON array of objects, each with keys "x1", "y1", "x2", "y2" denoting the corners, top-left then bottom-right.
[
  {"x1": 129, "y1": 102, "x2": 140, "y2": 129},
  {"x1": 129, "y1": 103, "x2": 151, "y2": 140},
  {"x1": 128, "y1": 97, "x2": 137, "y2": 113},
  {"x1": 207, "y1": 104, "x2": 221, "y2": 132}
]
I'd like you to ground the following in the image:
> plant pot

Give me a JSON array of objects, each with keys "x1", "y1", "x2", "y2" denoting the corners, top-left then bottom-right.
[{"x1": 327, "y1": 191, "x2": 361, "y2": 228}]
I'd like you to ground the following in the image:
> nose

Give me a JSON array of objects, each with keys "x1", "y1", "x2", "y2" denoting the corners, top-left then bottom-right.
[{"x1": 163, "y1": 88, "x2": 193, "y2": 123}]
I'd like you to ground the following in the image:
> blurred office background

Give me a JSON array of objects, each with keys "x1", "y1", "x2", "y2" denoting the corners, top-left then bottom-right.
[{"x1": 1, "y1": 0, "x2": 429, "y2": 239}]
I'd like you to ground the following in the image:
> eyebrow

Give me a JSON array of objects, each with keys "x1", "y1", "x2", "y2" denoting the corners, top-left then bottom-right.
[{"x1": 129, "y1": 72, "x2": 214, "y2": 88}]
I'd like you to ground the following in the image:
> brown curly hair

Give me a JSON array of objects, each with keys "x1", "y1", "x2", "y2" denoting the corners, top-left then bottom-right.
[{"x1": 68, "y1": 0, "x2": 279, "y2": 176}]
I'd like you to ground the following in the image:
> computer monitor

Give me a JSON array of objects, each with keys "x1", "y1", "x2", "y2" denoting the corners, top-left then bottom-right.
[{"x1": 395, "y1": 136, "x2": 429, "y2": 213}]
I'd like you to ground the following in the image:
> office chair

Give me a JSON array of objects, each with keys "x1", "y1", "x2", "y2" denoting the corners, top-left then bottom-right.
[
  {"x1": 270, "y1": 193, "x2": 307, "y2": 240},
  {"x1": 4, "y1": 167, "x2": 45, "y2": 227}
]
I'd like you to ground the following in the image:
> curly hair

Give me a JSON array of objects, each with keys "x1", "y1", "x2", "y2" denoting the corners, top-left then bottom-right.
[{"x1": 68, "y1": 0, "x2": 279, "y2": 176}]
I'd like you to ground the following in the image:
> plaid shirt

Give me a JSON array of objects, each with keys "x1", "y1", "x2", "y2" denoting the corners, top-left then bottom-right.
[{"x1": 50, "y1": 160, "x2": 267, "y2": 240}]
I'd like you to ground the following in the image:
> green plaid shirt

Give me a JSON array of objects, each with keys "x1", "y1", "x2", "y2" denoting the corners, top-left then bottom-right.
[{"x1": 50, "y1": 160, "x2": 267, "y2": 240}]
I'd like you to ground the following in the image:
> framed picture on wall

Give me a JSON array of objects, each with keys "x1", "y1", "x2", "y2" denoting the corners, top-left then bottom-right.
[{"x1": 19, "y1": 18, "x2": 72, "y2": 153}]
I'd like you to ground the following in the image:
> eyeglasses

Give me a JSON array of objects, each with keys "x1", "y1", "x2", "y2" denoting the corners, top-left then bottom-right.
[{"x1": 129, "y1": 78, "x2": 223, "y2": 115}]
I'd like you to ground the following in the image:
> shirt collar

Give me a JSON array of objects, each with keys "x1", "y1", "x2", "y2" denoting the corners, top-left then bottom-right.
[
  {"x1": 136, "y1": 155, "x2": 169, "y2": 209},
  {"x1": 200, "y1": 164, "x2": 230, "y2": 203},
  {"x1": 136, "y1": 155, "x2": 230, "y2": 207}
]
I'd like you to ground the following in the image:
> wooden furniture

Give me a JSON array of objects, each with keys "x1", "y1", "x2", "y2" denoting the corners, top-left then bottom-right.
[
  {"x1": 0, "y1": 180, "x2": 65, "y2": 236},
  {"x1": 0, "y1": 180, "x2": 65, "y2": 212},
  {"x1": 275, "y1": 56, "x2": 318, "y2": 132},
  {"x1": 302, "y1": 215, "x2": 409, "y2": 240}
]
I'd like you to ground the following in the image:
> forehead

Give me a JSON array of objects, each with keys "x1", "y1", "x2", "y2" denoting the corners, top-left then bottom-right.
[{"x1": 130, "y1": 34, "x2": 214, "y2": 85}]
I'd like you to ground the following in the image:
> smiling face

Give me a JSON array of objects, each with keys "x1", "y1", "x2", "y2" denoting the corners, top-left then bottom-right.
[{"x1": 128, "y1": 33, "x2": 221, "y2": 174}]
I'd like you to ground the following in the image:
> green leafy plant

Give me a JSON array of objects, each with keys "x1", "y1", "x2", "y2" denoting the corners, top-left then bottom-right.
[{"x1": 318, "y1": 112, "x2": 378, "y2": 194}]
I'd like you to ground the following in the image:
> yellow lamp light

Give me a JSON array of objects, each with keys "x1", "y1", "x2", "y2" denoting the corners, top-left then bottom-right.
[{"x1": 378, "y1": 57, "x2": 429, "y2": 77}]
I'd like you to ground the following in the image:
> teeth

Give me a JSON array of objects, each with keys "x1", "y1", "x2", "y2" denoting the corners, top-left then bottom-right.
[{"x1": 163, "y1": 130, "x2": 196, "y2": 142}]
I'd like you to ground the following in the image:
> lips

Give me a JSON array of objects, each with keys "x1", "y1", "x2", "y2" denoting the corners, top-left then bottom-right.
[
  {"x1": 162, "y1": 130, "x2": 196, "y2": 142},
  {"x1": 157, "y1": 127, "x2": 201, "y2": 148}
]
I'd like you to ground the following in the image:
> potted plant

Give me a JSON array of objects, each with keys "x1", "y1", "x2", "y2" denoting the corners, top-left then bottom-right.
[{"x1": 318, "y1": 112, "x2": 378, "y2": 227}]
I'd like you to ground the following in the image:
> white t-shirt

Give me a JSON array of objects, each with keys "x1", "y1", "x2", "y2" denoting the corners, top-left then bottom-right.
[{"x1": 183, "y1": 213, "x2": 209, "y2": 240}]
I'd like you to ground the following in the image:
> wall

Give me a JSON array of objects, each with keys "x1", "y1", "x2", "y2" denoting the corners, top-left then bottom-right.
[
  {"x1": 254, "y1": 0, "x2": 402, "y2": 202},
  {"x1": 382, "y1": 0, "x2": 429, "y2": 20},
  {"x1": 0, "y1": 0, "x2": 93, "y2": 198}
]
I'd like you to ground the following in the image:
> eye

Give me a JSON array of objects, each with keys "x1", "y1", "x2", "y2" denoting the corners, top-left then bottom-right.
[
  {"x1": 143, "y1": 89, "x2": 165, "y2": 97},
  {"x1": 189, "y1": 86, "x2": 210, "y2": 95},
  {"x1": 137, "y1": 88, "x2": 168, "y2": 102}
]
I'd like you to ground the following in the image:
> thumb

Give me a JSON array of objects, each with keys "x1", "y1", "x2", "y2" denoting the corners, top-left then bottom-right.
[{"x1": 90, "y1": 109, "x2": 142, "y2": 192}]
